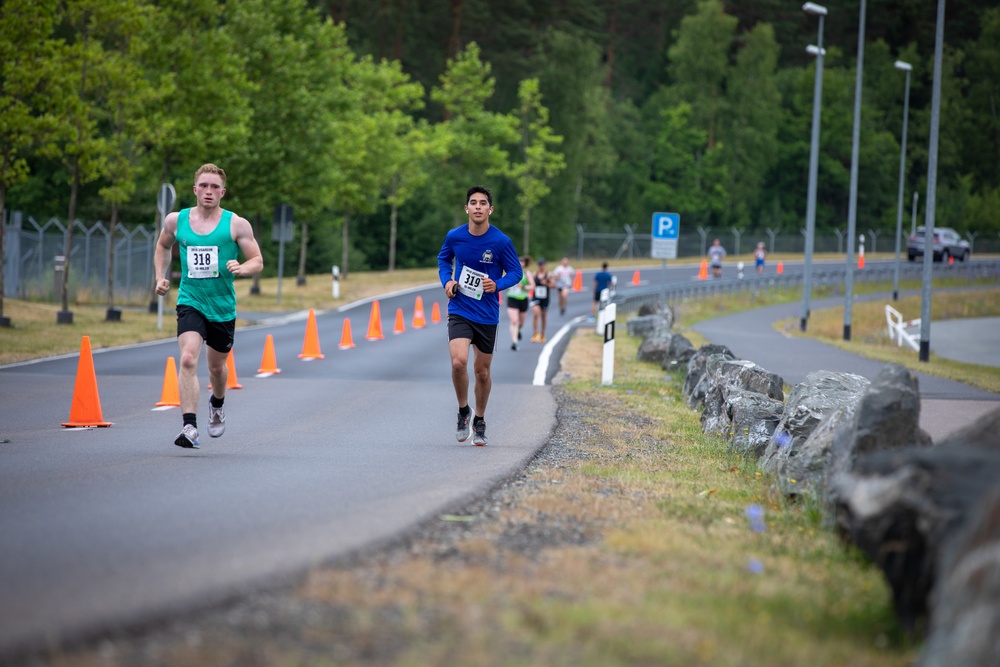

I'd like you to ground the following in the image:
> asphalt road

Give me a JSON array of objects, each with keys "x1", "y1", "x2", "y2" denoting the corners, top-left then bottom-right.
[
  {"x1": 1, "y1": 258, "x2": 995, "y2": 658},
  {"x1": 0, "y1": 265, "x2": 674, "y2": 658}
]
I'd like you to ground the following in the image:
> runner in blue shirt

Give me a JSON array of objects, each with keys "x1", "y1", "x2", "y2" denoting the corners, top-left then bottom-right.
[
  {"x1": 438, "y1": 186, "x2": 522, "y2": 446},
  {"x1": 591, "y1": 262, "x2": 614, "y2": 319}
]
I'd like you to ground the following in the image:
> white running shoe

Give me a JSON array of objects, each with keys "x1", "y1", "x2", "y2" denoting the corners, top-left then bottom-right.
[
  {"x1": 472, "y1": 417, "x2": 488, "y2": 446},
  {"x1": 174, "y1": 424, "x2": 201, "y2": 449},
  {"x1": 208, "y1": 402, "x2": 226, "y2": 438},
  {"x1": 456, "y1": 410, "x2": 471, "y2": 442}
]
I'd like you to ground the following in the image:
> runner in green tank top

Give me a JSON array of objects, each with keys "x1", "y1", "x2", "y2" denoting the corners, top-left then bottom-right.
[{"x1": 153, "y1": 163, "x2": 263, "y2": 449}]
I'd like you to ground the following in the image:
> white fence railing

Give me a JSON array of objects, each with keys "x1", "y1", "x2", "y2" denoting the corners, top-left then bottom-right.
[{"x1": 884, "y1": 304, "x2": 921, "y2": 351}]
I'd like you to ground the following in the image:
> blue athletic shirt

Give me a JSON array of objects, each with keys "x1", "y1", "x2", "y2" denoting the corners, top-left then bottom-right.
[{"x1": 438, "y1": 224, "x2": 522, "y2": 325}]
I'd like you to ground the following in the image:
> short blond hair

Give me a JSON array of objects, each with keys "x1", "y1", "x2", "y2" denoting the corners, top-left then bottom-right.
[{"x1": 194, "y1": 163, "x2": 227, "y2": 187}]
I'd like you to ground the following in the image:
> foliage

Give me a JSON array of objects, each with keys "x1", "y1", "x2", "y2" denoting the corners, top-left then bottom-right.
[
  {"x1": 3, "y1": 0, "x2": 999, "y2": 285},
  {"x1": 506, "y1": 78, "x2": 566, "y2": 254}
]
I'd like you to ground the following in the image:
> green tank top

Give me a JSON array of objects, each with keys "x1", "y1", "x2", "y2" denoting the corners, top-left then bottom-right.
[
  {"x1": 507, "y1": 273, "x2": 530, "y2": 300},
  {"x1": 176, "y1": 208, "x2": 239, "y2": 322}
]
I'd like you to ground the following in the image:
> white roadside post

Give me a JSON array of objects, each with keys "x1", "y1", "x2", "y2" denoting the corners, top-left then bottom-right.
[
  {"x1": 595, "y1": 287, "x2": 609, "y2": 334},
  {"x1": 601, "y1": 303, "x2": 617, "y2": 386},
  {"x1": 332, "y1": 265, "x2": 340, "y2": 299}
]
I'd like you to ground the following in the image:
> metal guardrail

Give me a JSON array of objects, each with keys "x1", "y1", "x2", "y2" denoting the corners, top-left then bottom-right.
[{"x1": 612, "y1": 260, "x2": 1000, "y2": 313}]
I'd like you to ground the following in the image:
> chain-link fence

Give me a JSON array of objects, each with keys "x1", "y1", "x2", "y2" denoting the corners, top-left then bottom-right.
[
  {"x1": 572, "y1": 223, "x2": 1000, "y2": 261},
  {"x1": 3, "y1": 210, "x2": 157, "y2": 304},
  {"x1": 4, "y1": 209, "x2": 999, "y2": 305}
]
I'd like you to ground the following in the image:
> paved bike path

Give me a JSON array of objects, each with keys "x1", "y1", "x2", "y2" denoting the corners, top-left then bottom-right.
[{"x1": 691, "y1": 298, "x2": 999, "y2": 442}]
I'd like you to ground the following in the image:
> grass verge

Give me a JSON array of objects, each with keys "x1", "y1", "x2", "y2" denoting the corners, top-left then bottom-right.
[{"x1": 42, "y1": 329, "x2": 917, "y2": 667}]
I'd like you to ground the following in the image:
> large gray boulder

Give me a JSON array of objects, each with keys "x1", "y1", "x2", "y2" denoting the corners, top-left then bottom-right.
[
  {"x1": 760, "y1": 370, "x2": 870, "y2": 475},
  {"x1": 682, "y1": 344, "x2": 736, "y2": 410},
  {"x1": 918, "y1": 485, "x2": 1000, "y2": 666},
  {"x1": 661, "y1": 333, "x2": 696, "y2": 372},
  {"x1": 627, "y1": 314, "x2": 669, "y2": 340},
  {"x1": 775, "y1": 402, "x2": 857, "y2": 499},
  {"x1": 636, "y1": 321, "x2": 673, "y2": 364},
  {"x1": 841, "y1": 364, "x2": 932, "y2": 463},
  {"x1": 832, "y1": 443, "x2": 1000, "y2": 630},
  {"x1": 700, "y1": 358, "x2": 784, "y2": 438},
  {"x1": 724, "y1": 388, "x2": 786, "y2": 459}
]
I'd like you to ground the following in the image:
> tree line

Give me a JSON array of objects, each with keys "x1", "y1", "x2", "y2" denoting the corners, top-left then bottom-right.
[{"x1": 2, "y1": 0, "x2": 998, "y2": 305}]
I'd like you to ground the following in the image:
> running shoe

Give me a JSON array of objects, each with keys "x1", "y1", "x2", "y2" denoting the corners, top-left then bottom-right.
[
  {"x1": 530, "y1": 333, "x2": 540, "y2": 343},
  {"x1": 174, "y1": 424, "x2": 201, "y2": 449},
  {"x1": 207, "y1": 402, "x2": 226, "y2": 438},
  {"x1": 511, "y1": 342, "x2": 518, "y2": 351},
  {"x1": 456, "y1": 410, "x2": 471, "y2": 442},
  {"x1": 539, "y1": 334, "x2": 546, "y2": 343},
  {"x1": 472, "y1": 417, "x2": 488, "y2": 446}
]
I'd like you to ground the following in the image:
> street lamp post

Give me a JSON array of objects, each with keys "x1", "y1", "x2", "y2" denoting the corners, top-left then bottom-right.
[
  {"x1": 920, "y1": 0, "x2": 946, "y2": 363},
  {"x1": 800, "y1": 2, "x2": 827, "y2": 332},
  {"x1": 892, "y1": 60, "x2": 912, "y2": 302},
  {"x1": 843, "y1": 0, "x2": 867, "y2": 341}
]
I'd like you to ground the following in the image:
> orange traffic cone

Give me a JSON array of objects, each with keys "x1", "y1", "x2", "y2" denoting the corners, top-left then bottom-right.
[
  {"x1": 393, "y1": 307, "x2": 406, "y2": 334},
  {"x1": 412, "y1": 296, "x2": 426, "y2": 329},
  {"x1": 366, "y1": 300, "x2": 385, "y2": 341},
  {"x1": 698, "y1": 259, "x2": 709, "y2": 280},
  {"x1": 430, "y1": 301, "x2": 441, "y2": 323},
  {"x1": 62, "y1": 336, "x2": 112, "y2": 427},
  {"x1": 631, "y1": 270, "x2": 641, "y2": 285},
  {"x1": 857, "y1": 250, "x2": 865, "y2": 269},
  {"x1": 948, "y1": 255, "x2": 954, "y2": 265},
  {"x1": 224, "y1": 349, "x2": 242, "y2": 389},
  {"x1": 339, "y1": 318, "x2": 356, "y2": 349},
  {"x1": 572, "y1": 270, "x2": 583, "y2": 292},
  {"x1": 776, "y1": 260, "x2": 784, "y2": 275},
  {"x1": 155, "y1": 356, "x2": 180, "y2": 407},
  {"x1": 257, "y1": 334, "x2": 281, "y2": 375},
  {"x1": 299, "y1": 308, "x2": 325, "y2": 359}
]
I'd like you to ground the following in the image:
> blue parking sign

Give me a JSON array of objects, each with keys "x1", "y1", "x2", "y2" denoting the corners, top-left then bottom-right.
[{"x1": 651, "y1": 212, "x2": 679, "y2": 259}]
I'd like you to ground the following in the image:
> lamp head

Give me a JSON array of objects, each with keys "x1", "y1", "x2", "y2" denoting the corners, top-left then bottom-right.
[
  {"x1": 894, "y1": 60, "x2": 913, "y2": 72},
  {"x1": 802, "y1": 2, "x2": 828, "y2": 16},
  {"x1": 806, "y1": 45, "x2": 826, "y2": 57}
]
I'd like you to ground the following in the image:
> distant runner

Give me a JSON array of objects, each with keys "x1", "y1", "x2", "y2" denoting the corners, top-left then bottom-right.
[
  {"x1": 708, "y1": 238, "x2": 727, "y2": 279},
  {"x1": 591, "y1": 262, "x2": 614, "y2": 320},
  {"x1": 551, "y1": 256, "x2": 576, "y2": 316},
  {"x1": 754, "y1": 242, "x2": 766, "y2": 274},
  {"x1": 506, "y1": 256, "x2": 533, "y2": 351},
  {"x1": 530, "y1": 258, "x2": 554, "y2": 343}
]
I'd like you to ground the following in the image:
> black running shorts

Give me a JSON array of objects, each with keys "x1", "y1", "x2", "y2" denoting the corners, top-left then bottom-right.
[
  {"x1": 506, "y1": 297, "x2": 529, "y2": 312},
  {"x1": 448, "y1": 314, "x2": 498, "y2": 354},
  {"x1": 176, "y1": 304, "x2": 235, "y2": 353}
]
